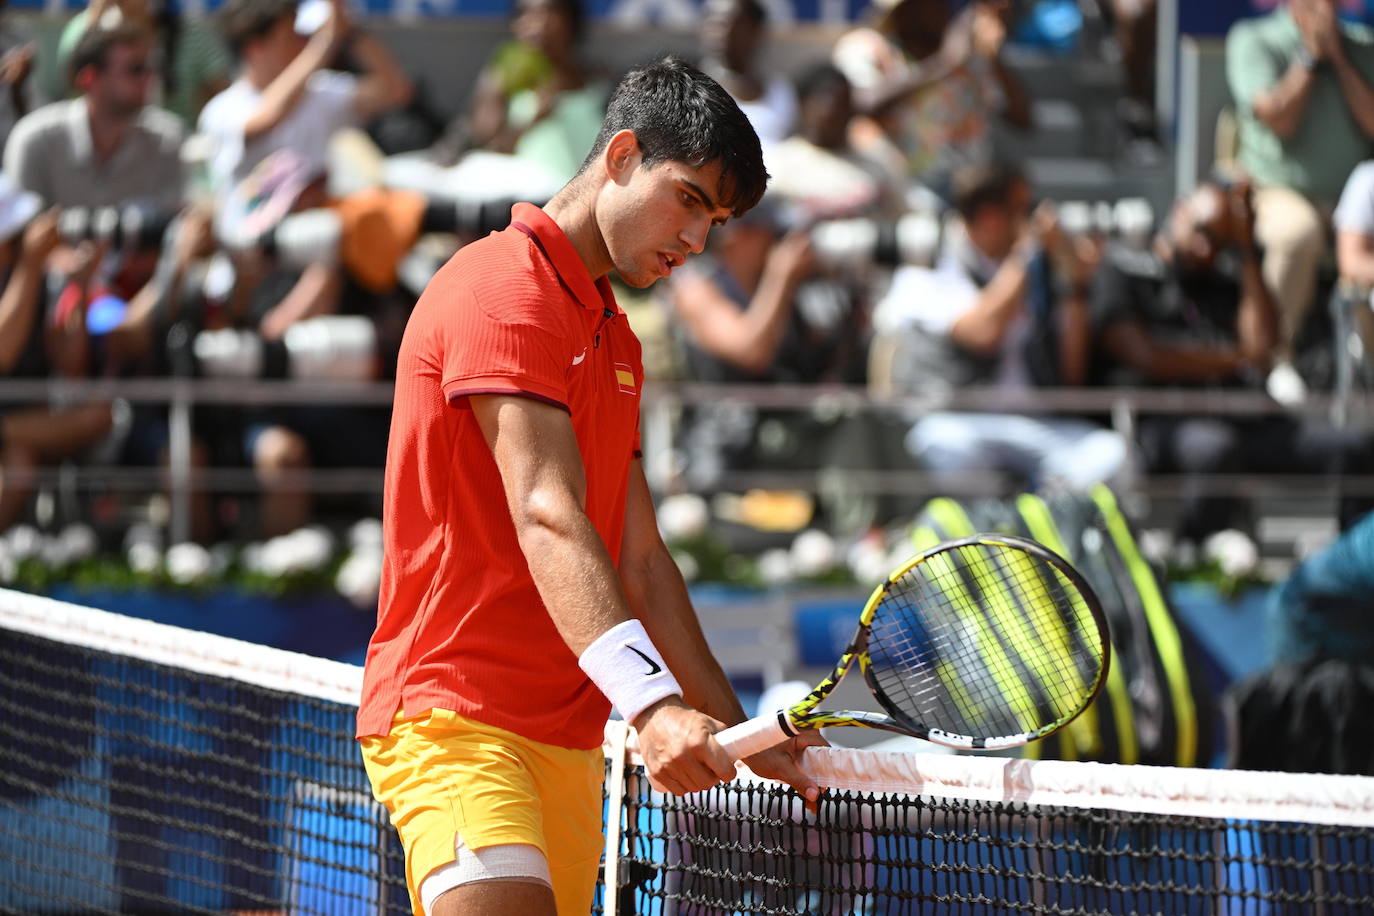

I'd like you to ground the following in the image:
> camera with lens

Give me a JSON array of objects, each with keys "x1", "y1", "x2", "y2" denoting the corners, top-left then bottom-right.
[
  {"x1": 58, "y1": 203, "x2": 176, "y2": 253},
  {"x1": 772, "y1": 199, "x2": 943, "y2": 271}
]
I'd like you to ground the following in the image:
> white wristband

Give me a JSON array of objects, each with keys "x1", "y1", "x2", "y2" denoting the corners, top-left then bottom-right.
[{"x1": 578, "y1": 619, "x2": 683, "y2": 728}]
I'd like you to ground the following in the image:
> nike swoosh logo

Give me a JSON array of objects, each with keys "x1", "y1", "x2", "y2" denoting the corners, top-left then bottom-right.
[
  {"x1": 626, "y1": 645, "x2": 662, "y2": 676},
  {"x1": 571, "y1": 349, "x2": 587, "y2": 366}
]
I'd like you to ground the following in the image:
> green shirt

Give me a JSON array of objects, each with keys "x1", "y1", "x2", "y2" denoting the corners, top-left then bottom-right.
[{"x1": 1226, "y1": 8, "x2": 1374, "y2": 202}]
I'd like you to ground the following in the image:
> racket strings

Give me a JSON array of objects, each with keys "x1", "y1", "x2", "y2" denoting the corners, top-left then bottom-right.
[{"x1": 868, "y1": 543, "x2": 1104, "y2": 741}]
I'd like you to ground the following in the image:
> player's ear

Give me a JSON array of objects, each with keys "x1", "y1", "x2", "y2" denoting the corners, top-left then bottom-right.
[{"x1": 603, "y1": 129, "x2": 641, "y2": 183}]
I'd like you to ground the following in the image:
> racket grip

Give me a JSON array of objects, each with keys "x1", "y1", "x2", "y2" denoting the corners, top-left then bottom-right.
[{"x1": 714, "y1": 713, "x2": 793, "y2": 761}]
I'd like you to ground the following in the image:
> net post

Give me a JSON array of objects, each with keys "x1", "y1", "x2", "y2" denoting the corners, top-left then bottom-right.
[{"x1": 602, "y1": 719, "x2": 631, "y2": 916}]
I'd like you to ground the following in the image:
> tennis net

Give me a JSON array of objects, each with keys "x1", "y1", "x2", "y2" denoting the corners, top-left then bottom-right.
[{"x1": 4, "y1": 588, "x2": 1374, "y2": 915}]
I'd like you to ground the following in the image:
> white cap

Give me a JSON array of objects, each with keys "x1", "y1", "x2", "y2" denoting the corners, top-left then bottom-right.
[{"x1": 295, "y1": 0, "x2": 332, "y2": 36}]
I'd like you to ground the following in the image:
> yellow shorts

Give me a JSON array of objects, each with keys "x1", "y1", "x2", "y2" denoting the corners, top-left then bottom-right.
[{"x1": 358, "y1": 708, "x2": 604, "y2": 916}]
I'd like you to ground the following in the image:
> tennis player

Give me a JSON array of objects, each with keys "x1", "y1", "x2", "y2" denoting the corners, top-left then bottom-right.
[{"x1": 357, "y1": 58, "x2": 822, "y2": 916}]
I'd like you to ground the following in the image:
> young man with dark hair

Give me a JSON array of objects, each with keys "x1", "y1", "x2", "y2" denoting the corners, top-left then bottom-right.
[
  {"x1": 4, "y1": 22, "x2": 184, "y2": 211},
  {"x1": 357, "y1": 57, "x2": 817, "y2": 916}
]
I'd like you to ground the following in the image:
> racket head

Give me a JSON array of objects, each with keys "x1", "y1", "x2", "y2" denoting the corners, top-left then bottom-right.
[{"x1": 857, "y1": 533, "x2": 1110, "y2": 750}]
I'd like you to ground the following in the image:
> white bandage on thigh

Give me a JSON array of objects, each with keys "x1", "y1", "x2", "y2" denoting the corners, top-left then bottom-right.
[
  {"x1": 577, "y1": 619, "x2": 683, "y2": 727},
  {"x1": 420, "y1": 837, "x2": 551, "y2": 914}
]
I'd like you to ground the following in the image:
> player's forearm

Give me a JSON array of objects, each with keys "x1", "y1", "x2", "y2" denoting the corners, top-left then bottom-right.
[
  {"x1": 513, "y1": 499, "x2": 641, "y2": 655},
  {"x1": 620, "y1": 542, "x2": 747, "y2": 725}
]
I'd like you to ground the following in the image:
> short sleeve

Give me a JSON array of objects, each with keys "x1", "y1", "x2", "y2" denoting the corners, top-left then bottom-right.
[
  {"x1": 1226, "y1": 21, "x2": 1283, "y2": 114},
  {"x1": 1334, "y1": 161, "x2": 1374, "y2": 235},
  {"x1": 440, "y1": 292, "x2": 574, "y2": 411}
]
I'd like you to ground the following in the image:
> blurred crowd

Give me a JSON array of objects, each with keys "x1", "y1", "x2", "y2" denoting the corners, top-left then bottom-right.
[{"x1": 1, "y1": 0, "x2": 1373, "y2": 559}]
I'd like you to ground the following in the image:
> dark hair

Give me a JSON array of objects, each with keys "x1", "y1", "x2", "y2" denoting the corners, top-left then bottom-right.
[
  {"x1": 951, "y1": 160, "x2": 1026, "y2": 222},
  {"x1": 218, "y1": 0, "x2": 297, "y2": 57},
  {"x1": 580, "y1": 57, "x2": 768, "y2": 217},
  {"x1": 794, "y1": 62, "x2": 849, "y2": 104},
  {"x1": 67, "y1": 22, "x2": 155, "y2": 88}
]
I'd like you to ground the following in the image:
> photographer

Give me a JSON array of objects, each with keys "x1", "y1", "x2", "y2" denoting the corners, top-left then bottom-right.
[
  {"x1": 0, "y1": 180, "x2": 113, "y2": 530},
  {"x1": 874, "y1": 160, "x2": 1129, "y2": 494},
  {"x1": 1090, "y1": 180, "x2": 1374, "y2": 540},
  {"x1": 664, "y1": 200, "x2": 871, "y2": 497}
]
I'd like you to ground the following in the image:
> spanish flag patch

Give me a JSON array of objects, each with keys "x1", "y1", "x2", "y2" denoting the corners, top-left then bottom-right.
[{"x1": 615, "y1": 362, "x2": 636, "y2": 394}]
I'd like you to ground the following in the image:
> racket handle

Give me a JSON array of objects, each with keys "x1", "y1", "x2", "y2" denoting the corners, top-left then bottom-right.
[{"x1": 715, "y1": 713, "x2": 794, "y2": 761}]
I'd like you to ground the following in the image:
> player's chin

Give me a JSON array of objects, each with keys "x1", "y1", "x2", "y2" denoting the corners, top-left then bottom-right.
[{"x1": 617, "y1": 267, "x2": 660, "y2": 289}]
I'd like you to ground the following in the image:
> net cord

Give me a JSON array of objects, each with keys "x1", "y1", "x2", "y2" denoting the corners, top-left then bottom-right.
[
  {"x1": 7, "y1": 587, "x2": 1374, "y2": 831},
  {"x1": 0, "y1": 587, "x2": 363, "y2": 706}
]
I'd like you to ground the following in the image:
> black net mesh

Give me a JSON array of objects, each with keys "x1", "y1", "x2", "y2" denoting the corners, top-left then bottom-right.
[
  {"x1": 599, "y1": 773, "x2": 1374, "y2": 916},
  {"x1": 0, "y1": 624, "x2": 411, "y2": 915},
  {"x1": 4, "y1": 593, "x2": 1374, "y2": 916}
]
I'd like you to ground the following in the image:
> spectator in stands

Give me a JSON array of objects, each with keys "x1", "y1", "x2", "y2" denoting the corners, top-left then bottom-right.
[
  {"x1": 664, "y1": 199, "x2": 871, "y2": 490},
  {"x1": 831, "y1": 0, "x2": 1030, "y2": 199},
  {"x1": 1103, "y1": 0, "x2": 1160, "y2": 160},
  {"x1": 1090, "y1": 180, "x2": 1374, "y2": 540},
  {"x1": 0, "y1": 0, "x2": 36, "y2": 154},
  {"x1": 202, "y1": 0, "x2": 410, "y2": 537},
  {"x1": 699, "y1": 0, "x2": 796, "y2": 148},
  {"x1": 1225, "y1": 0, "x2": 1374, "y2": 405},
  {"x1": 765, "y1": 63, "x2": 908, "y2": 219},
  {"x1": 4, "y1": 23, "x2": 185, "y2": 212},
  {"x1": 405, "y1": 0, "x2": 604, "y2": 207},
  {"x1": 56, "y1": 0, "x2": 231, "y2": 126},
  {"x1": 0, "y1": 177, "x2": 113, "y2": 530},
  {"x1": 1333, "y1": 157, "x2": 1374, "y2": 356},
  {"x1": 873, "y1": 160, "x2": 1128, "y2": 494}
]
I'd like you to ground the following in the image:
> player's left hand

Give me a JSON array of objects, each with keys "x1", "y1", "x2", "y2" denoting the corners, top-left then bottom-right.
[{"x1": 740, "y1": 731, "x2": 830, "y2": 814}]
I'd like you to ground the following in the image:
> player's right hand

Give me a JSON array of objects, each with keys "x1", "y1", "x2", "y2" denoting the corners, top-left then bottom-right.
[{"x1": 633, "y1": 697, "x2": 737, "y2": 795}]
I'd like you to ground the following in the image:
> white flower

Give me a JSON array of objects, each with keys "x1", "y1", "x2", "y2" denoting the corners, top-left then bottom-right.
[
  {"x1": 58, "y1": 523, "x2": 99, "y2": 563},
  {"x1": 261, "y1": 526, "x2": 334, "y2": 578},
  {"x1": 288, "y1": 525, "x2": 335, "y2": 572},
  {"x1": 757, "y1": 548, "x2": 794, "y2": 587},
  {"x1": 40, "y1": 536, "x2": 70, "y2": 569},
  {"x1": 335, "y1": 549, "x2": 383, "y2": 608},
  {"x1": 1138, "y1": 529, "x2": 1173, "y2": 568},
  {"x1": 166, "y1": 542, "x2": 212, "y2": 585},
  {"x1": 348, "y1": 518, "x2": 383, "y2": 551},
  {"x1": 1173, "y1": 539, "x2": 1198, "y2": 569},
  {"x1": 1204, "y1": 529, "x2": 1259, "y2": 579},
  {"x1": 6, "y1": 524, "x2": 41, "y2": 561},
  {"x1": 127, "y1": 541, "x2": 162, "y2": 576},
  {"x1": 240, "y1": 542, "x2": 266, "y2": 575},
  {"x1": 846, "y1": 534, "x2": 890, "y2": 585},
  {"x1": 0, "y1": 550, "x2": 14, "y2": 584},
  {"x1": 657, "y1": 494, "x2": 710, "y2": 542},
  {"x1": 790, "y1": 529, "x2": 836, "y2": 578},
  {"x1": 670, "y1": 549, "x2": 699, "y2": 583}
]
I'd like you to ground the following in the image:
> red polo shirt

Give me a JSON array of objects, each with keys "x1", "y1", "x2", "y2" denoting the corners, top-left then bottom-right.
[{"x1": 356, "y1": 203, "x2": 644, "y2": 749}]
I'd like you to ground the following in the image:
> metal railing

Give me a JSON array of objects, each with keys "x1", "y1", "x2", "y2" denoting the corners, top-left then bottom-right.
[{"x1": 3, "y1": 377, "x2": 1370, "y2": 542}]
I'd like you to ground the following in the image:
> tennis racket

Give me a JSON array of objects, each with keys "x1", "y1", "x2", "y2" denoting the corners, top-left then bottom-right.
[{"x1": 715, "y1": 533, "x2": 1110, "y2": 760}]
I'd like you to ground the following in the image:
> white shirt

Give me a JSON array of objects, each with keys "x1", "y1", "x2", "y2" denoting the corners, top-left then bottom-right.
[
  {"x1": 197, "y1": 69, "x2": 359, "y2": 197},
  {"x1": 1334, "y1": 160, "x2": 1374, "y2": 237}
]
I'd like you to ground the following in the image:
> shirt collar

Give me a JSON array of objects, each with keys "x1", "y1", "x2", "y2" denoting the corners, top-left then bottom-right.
[
  {"x1": 510, "y1": 202, "x2": 620, "y2": 315},
  {"x1": 65, "y1": 99, "x2": 94, "y2": 167}
]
